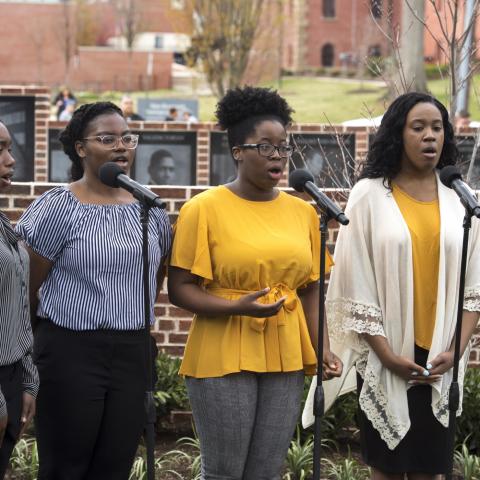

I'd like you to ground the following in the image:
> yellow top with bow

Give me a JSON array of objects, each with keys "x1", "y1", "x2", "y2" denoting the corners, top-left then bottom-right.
[{"x1": 171, "y1": 186, "x2": 333, "y2": 378}]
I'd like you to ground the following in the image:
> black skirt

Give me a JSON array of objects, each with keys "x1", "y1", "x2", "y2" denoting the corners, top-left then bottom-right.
[{"x1": 357, "y1": 345, "x2": 450, "y2": 474}]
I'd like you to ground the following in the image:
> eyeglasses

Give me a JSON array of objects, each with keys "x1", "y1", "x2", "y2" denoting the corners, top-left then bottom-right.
[
  {"x1": 234, "y1": 143, "x2": 295, "y2": 158},
  {"x1": 82, "y1": 134, "x2": 139, "y2": 150}
]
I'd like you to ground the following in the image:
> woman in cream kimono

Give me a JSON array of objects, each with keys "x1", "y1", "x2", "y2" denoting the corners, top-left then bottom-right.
[{"x1": 304, "y1": 92, "x2": 480, "y2": 479}]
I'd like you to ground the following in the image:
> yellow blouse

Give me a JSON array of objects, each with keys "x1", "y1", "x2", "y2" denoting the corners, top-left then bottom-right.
[
  {"x1": 392, "y1": 184, "x2": 440, "y2": 350},
  {"x1": 170, "y1": 186, "x2": 332, "y2": 378}
]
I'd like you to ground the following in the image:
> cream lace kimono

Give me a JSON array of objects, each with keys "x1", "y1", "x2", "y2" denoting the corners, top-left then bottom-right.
[{"x1": 302, "y1": 176, "x2": 480, "y2": 450}]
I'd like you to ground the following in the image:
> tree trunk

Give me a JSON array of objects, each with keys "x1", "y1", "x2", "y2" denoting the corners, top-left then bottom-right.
[{"x1": 395, "y1": 0, "x2": 427, "y2": 96}]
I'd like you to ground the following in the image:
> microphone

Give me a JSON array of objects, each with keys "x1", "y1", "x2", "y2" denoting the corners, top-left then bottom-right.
[
  {"x1": 439, "y1": 166, "x2": 480, "y2": 218},
  {"x1": 289, "y1": 169, "x2": 349, "y2": 225},
  {"x1": 99, "y1": 162, "x2": 166, "y2": 209}
]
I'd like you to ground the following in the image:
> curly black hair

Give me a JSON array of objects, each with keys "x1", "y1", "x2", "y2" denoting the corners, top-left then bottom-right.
[
  {"x1": 215, "y1": 86, "x2": 294, "y2": 153},
  {"x1": 59, "y1": 101, "x2": 124, "y2": 181},
  {"x1": 359, "y1": 92, "x2": 458, "y2": 185}
]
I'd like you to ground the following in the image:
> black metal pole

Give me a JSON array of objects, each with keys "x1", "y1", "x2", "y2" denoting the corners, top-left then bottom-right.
[
  {"x1": 313, "y1": 214, "x2": 330, "y2": 480},
  {"x1": 445, "y1": 212, "x2": 471, "y2": 479},
  {"x1": 140, "y1": 204, "x2": 156, "y2": 480}
]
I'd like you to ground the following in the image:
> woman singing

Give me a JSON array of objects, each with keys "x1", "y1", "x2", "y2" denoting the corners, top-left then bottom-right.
[
  {"x1": 16, "y1": 102, "x2": 172, "y2": 479},
  {"x1": 0, "y1": 121, "x2": 38, "y2": 479},
  {"x1": 305, "y1": 92, "x2": 480, "y2": 479},
  {"x1": 168, "y1": 86, "x2": 342, "y2": 479}
]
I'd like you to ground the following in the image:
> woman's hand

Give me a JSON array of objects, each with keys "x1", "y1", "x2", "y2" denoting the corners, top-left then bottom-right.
[
  {"x1": 168, "y1": 267, "x2": 287, "y2": 318},
  {"x1": 425, "y1": 351, "x2": 454, "y2": 377},
  {"x1": 322, "y1": 350, "x2": 343, "y2": 380},
  {"x1": 385, "y1": 354, "x2": 440, "y2": 383},
  {"x1": 18, "y1": 393, "x2": 35, "y2": 438},
  {"x1": 233, "y1": 288, "x2": 286, "y2": 318}
]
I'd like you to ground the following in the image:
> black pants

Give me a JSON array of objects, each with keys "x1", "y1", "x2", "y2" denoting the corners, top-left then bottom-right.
[
  {"x1": 0, "y1": 362, "x2": 22, "y2": 479},
  {"x1": 34, "y1": 319, "x2": 156, "y2": 480}
]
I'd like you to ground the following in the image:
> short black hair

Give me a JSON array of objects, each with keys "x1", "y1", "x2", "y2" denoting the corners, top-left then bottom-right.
[
  {"x1": 59, "y1": 101, "x2": 123, "y2": 181},
  {"x1": 360, "y1": 92, "x2": 457, "y2": 184},
  {"x1": 149, "y1": 149, "x2": 173, "y2": 167},
  {"x1": 215, "y1": 86, "x2": 294, "y2": 153}
]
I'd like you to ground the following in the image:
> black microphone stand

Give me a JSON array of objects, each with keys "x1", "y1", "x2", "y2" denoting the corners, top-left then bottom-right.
[
  {"x1": 313, "y1": 211, "x2": 332, "y2": 480},
  {"x1": 140, "y1": 203, "x2": 157, "y2": 480},
  {"x1": 445, "y1": 211, "x2": 471, "y2": 480}
]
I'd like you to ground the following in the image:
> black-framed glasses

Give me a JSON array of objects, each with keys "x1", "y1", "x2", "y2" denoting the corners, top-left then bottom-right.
[
  {"x1": 234, "y1": 143, "x2": 295, "y2": 158},
  {"x1": 82, "y1": 134, "x2": 139, "y2": 150}
]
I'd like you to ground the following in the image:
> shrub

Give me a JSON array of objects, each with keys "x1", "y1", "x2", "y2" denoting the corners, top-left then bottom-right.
[
  {"x1": 9, "y1": 437, "x2": 39, "y2": 479},
  {"x1": 454, "y1": 439, "x2": 480, "y2": 480},
  {"x1": 154, "y1": 351, "x2": 190, "y2": 419},
  {"x1": 322, "y1": 451, "x2": 370, "y2": 480},
  {"x1": 457, "y1": 368, "x2": 480, "y2": 454},
  {"x1": 425, "y1": 63, "x2": 450, "y2": 80}
]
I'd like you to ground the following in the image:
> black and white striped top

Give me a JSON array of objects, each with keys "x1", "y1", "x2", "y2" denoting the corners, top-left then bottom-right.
[
  {"x1": 0, "y1": 212, "x2": 39, "y2": 418},
  {"x1": 16, "y1": 187, "x2": 172, "y2": 331}
]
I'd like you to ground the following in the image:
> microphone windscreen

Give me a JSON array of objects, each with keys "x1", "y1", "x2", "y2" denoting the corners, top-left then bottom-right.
[
  {"x1": 439, "y1": 165, "x2": 462, "y2": 188},
  {"x1": 289, "y1": 169, "x2": 315, "y2": 192},
  {"x1": 99, "y1": 162, "x2": 123, "y2": 188}
]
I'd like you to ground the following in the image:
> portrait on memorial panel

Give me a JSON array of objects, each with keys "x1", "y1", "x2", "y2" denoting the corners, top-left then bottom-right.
[
  {"x1": 0, "y1": 97, "x2": 35, "y2": 181},
  {"x1": 210, "y1": 132, "x2": 237, "y2": 186},
  {"x1": 48, "y1": 128, "x2": 71, "y2": 183},
  {"x1": 456, "y1": 135, "x2": 480, "y2": 189},
  {"x1": 289, "y1": 133, "x2": 356, "y2": 188},
  {"x1": 132, "y1": 131, "x2": 196, "y2": 186}
]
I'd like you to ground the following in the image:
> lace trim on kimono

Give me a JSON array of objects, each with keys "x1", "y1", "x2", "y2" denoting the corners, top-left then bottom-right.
[
  {"x1": 356, "y1": 354, "x2": 409, "y2": 450},
  {"x1": 327, "y1": 299, "x2": 385, "y2": 353},
  {"x1": 464, "y1": 286, "x2": 480, "y2": 312}
]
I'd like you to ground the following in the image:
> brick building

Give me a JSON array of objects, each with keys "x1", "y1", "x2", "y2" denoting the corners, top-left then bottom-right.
[
  {"x1": 284, "y1": 0, "x2": 480, "y2": 71},
  {"x1": 0, "y1": 0, "x2": 191, "y2": 91},
  {"x1": 0, "y1": 1, "x2": 479, "y2": 92}
]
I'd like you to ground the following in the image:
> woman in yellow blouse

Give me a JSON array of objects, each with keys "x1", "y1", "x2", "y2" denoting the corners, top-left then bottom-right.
[{"x1": 168, "y1": 86, "x2": 342, "y2": 479}]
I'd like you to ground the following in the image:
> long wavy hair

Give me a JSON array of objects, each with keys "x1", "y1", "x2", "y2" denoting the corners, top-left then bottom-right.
[{"x1": 359, "y1": 92, "x2": 458, "y2": 186}]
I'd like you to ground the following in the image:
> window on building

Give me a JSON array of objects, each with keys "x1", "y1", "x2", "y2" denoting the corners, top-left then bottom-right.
[
  {"x1": 371, "y1": 0, "x2": 382, "y2": 18},
  {"x1": 321, "y1": 44, "x2": 335, "y2": 67},
  {"x1": 155, "y1": 35, "x2": 164, "y2": 50},
  {"x1": 323, "y1": 0, "x2": 335, "y2": 18}
]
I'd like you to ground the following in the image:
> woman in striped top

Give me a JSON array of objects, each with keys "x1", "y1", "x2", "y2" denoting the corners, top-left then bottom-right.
[
  {"x1": 16, "y1": 102, "x2": 172, "y2": 479},
  {"x1": 0, "y1": 121, "x2": 38, "y2": 479}
]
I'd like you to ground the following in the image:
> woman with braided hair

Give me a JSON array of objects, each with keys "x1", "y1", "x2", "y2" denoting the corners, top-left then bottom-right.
[
  {"x1": 168, "y1": 86, "x2": 342, "y2": 479},
  {"x1": 16, "y1": 102, "x2": 172, "y2": 479}
]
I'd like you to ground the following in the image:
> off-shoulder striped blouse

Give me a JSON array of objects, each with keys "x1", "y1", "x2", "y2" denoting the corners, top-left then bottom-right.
[{"x1": 16, "y1": 186, "x2": 172, "y2": 331}]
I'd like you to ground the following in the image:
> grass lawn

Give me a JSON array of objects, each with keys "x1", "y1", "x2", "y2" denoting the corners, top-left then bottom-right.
[{"x1": 75, "y1": 74, "x2": 480, "y2": 124}]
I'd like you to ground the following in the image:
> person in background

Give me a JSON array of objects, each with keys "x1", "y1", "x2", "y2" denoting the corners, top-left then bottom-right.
[
  {"x1": 0, "y1": 120, "x2": 38, "y2": 479},
  {"x1": 168, "y1": 86, "x2": 342, "y2": 479},
  {"x1": 52, "y1": 86, "x2": 76, "y2": 121},
  {"x1": 454, "y1": 109, "x2": 471, "y2": 129},
  {"x1": 148, "y1": 149, "x2": 176, "y2": 185},
  {"x1": 58, "y1": 100, "x2": 76, "y2": 122},
  {"x1": 120, "y1": 95, "x2": 144, "y2": 122},
  {"x1": 16, "y1": 102, "x2": 171, "y2": 479},
  {"x1": 182, "y1": 110, "x2": 198, "y2": 124},
  {"x1": 165, "y1": 107, "x2": 178, "y2": 121}
]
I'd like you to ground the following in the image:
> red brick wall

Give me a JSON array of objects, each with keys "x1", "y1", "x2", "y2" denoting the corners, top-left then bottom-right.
[{"x1": 0, "y1": 87, "x2": 479, "y2": 366}]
